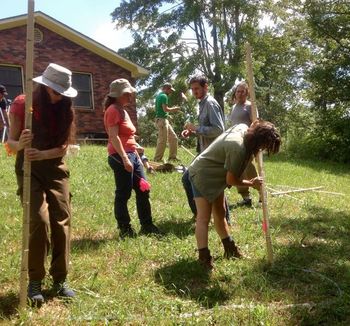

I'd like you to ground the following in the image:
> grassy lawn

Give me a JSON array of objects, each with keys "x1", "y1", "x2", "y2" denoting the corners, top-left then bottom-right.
[{"x1": 1, "y1": 145, "x2": 350, "y2": 325}]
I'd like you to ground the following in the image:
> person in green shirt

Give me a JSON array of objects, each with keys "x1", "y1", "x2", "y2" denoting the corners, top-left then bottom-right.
[
  {"x1": 188, "y1": 120, "x2": 281, "y2": 269},
  {"x1": 154, "y1": 83, "x2": 180, "y2": 162}
]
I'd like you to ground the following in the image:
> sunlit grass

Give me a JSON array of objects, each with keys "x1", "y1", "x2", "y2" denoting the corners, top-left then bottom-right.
[{"x1": 1, "y1": 145, "x2": 350, "y2": 324}]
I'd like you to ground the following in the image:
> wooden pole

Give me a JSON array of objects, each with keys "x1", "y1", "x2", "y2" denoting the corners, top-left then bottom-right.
[
  {"x1": 245, "y1": 43, "x2": 274, "y2": 264},
  {"x1": 180, "y1": 144, "x2": 196, "y2": 158},
  {"x1": 19, "y1": 0, "x2": 35, "y2": 309}
]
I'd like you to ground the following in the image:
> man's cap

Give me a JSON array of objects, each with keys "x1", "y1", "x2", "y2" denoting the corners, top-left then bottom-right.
[
  {"x1": 0, "y1": 85, "x2": 8, "y2": 95},
  {"x1": 108, "y1": 78, "x2": 136, "y2": 98},
  {"x1": 163, "y1": 82, "x2": 175, "y2": 92}
]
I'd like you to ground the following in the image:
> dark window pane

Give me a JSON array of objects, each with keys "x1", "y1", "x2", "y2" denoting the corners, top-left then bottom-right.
[
  {"x1": 74, "y1": 92, "x2": 92, "y2": 107},
  {"x1": 0, "y1": 66, "x2": 23, "y2": 100},
  {"x1": 71, "y1": 73, "x2": 93, "y2": 109},
  {"x1": 72, "y1": 73, "x2": 91, "y2": 91}
]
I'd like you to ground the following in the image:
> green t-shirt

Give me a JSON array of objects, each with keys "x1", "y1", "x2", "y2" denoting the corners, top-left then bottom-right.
[
  {"x1": 188, "y1": 124, "x2": 249, "y2": 202},
  {"x1": 155, "y1": 92, "x2": 169, "y2": 118}
]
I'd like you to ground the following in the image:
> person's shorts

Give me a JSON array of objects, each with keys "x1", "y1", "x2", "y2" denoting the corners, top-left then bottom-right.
[{"x1": 189, "y1": 177, "x2": 203, "y2": 198}]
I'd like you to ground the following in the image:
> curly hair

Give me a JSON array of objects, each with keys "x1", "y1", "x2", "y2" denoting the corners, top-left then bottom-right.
[{"x1": 244, "y1": 120, "x2": 281, "y2": 157}]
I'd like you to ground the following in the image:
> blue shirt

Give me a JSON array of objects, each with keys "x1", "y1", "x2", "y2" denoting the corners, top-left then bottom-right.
[{"x1": 196, "y1": 95, "x2": 225, "y2": 152}]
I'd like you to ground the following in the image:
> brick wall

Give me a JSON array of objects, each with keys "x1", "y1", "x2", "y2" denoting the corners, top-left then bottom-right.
[{"x1": 0, "y1": 24, "x2": 138, "y2": 136}]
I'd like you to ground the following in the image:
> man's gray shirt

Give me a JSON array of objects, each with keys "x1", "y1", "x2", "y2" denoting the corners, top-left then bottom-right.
[{"x1": 196, "y1": 95, "x2": 225, "y2": 152}]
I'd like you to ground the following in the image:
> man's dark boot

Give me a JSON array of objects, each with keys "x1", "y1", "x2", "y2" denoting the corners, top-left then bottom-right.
[
  {"x1": 198, "y1": 247, "x2": 214, "y2": 270},
  {"x1": 221, "y1": 237, "x2": 242, "y2": 259},
  {"x1": 119, "y1": 224, "x2": 137, "y2": 239}
]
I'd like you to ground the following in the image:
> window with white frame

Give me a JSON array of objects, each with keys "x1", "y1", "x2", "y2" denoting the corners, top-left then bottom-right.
[
  {"x1": 72, "y1": 72, "x2": 93, "y2": 110},
  {"x1": 0, "y1": 65, "x2": 23, "y2": 101}
]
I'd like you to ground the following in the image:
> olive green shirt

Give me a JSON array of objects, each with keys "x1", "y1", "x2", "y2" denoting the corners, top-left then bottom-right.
[{"x1": 188, "y1": 124, "x2": 248, "y2": 202}]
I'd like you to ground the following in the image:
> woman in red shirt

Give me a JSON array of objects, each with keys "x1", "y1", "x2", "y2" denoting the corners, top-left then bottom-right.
[
  {"x1": 104, "y1": 79, "x2": 160, "y2": 238},
  {"x1": 8, "y1": 63, "x2": 77, "y2": 305}
]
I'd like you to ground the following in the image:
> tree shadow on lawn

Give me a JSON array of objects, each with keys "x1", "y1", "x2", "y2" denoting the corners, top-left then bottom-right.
[
  {"x1": 267, "y1": 152, "x2": 350, "y2": 176},
  {"x1": 156, "y1": 218, "x2": 195, "y2": 239},
  {"x1": 0, "y1": 291, "x2": 18, "y2": 319},
  {"x1": 250, "y1": 204, "x2": 350, "y2": 324},
  {"x1": 0, "y1": 289, "x2": 68, "y2": 319},
  {"x1": 154, "y1": 205, "x2": 350, "y2": 321},
  {"x1": 71, "y1": 236, "x2": 113, "y2": 253},
  {"x1": 155, "y1": 258, "x2": 231, "y2": 308}
]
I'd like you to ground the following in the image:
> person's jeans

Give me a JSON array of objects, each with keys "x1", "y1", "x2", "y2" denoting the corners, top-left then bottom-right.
[
  {"x1": 182, "y1": 169, "x2": 197, "y2": 215},
  {"x1": 182, "y1": 169, "x2": 231, "y2": 223},
  {"x1": 108, "y1": 152, "x2": 153, "y2": 227}
]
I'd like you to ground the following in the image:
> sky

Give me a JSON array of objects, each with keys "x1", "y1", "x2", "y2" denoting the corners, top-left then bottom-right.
[{"x1": 0, "y1": 0, "x2": 133, "y2": 51}]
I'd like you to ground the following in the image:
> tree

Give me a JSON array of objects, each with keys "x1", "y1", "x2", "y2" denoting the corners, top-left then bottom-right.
[
  {"x1": 112, "y1": 0, "x2": 262, "y2": 109},
  {"x1": 303, "y1": 0, "x2": 350, "y2": 162}
]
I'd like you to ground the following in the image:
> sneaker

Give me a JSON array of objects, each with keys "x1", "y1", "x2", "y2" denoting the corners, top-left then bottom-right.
[
  {"x1": 53, "y1": 281, "x2": 75, "y2": 298},
  {"x1": 119, "y1": 224, "x2": 137, "y2": 239},
  {"x1": 28, "y1": 280, "x2": 44, "y2": 305},
  {"x1": 140, "y1": 223, "x2": 161, "y2": 235}
]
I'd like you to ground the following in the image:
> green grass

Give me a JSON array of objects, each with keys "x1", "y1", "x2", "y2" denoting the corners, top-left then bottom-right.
[{"x1": 1, "y1": 145, "x2": 350, "y2": 325}]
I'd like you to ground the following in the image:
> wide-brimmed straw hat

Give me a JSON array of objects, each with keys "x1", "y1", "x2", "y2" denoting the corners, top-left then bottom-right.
[
  {"x1": 108, "y1": 78, "x2": 136, "y2": 98},
  {"x1": 33, "y1": 63, "x2": 77, "y2": 98}
]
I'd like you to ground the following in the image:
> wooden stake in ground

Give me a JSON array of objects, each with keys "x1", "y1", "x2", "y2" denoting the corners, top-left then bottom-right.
[
  {"x1": 181, "y1": 144, "x2": 196, "y2": 158},
  {"x1": 270, "y1": 186, "x2": 324, "y2": 196},
  {"x1": 19, "y1": 0, "x2": 35, "y2": 309},
  {"x1": 245, "y1": 43, "x2": 273, "y2": 264}
]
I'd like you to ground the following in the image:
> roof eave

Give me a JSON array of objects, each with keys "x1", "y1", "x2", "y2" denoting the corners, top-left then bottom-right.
[{"x1": 0, "y1": 11, "x2": 149, "y2": 78}]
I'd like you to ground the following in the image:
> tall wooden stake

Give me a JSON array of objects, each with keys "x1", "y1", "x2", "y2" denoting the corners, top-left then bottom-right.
[
  {"x1": 245, "y1": 43, "x2": 274, "y2": 264},
  {"x1": 19, "y1": 0, "x2": 35, "y2": 309}
]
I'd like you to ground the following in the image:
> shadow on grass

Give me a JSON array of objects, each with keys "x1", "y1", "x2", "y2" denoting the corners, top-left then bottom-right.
[
  {"x1": 71, "y1": 236, "x2": 112, "y2": 253},
  {"x1": 249, "y1": 204, "x2": 350, "y2": 324},
  {"x1": 0, "y1": 291, "x2": 18, "y2": 319},
  {"x1": 0, "y1": 289, "x2": 74, "y2": 319},
  {"x1": 267, "y1": 152, "x2": 350, "y2": 176},
  {"x1": 156, "y1": 218, "x2": 195, "y2": 239},
  {"x1": 155, "y1": 258, "x2": 230, "y2": 308}
]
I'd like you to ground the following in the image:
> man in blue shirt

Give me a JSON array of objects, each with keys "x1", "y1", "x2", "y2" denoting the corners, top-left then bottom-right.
[{"x1": 181, "y1": 75, "x2": 230, "y2": 223}]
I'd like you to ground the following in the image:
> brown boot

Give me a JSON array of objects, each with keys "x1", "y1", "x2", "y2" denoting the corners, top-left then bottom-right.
[
  {"x1": 222, "y1": 237, "x2": 242, "y2": 259},
  {"x1": 198, "y1": 247, "x2": 214, "y2": 270}
]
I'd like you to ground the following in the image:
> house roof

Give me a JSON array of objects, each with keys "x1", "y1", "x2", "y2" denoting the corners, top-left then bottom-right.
[{"x1": 0, "y1": 11, "x2": 149, "y2": 78}]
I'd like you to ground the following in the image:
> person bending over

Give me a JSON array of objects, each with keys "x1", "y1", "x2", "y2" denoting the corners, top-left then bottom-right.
[{"x1": 188, "y1": 120, "x2": 281, "y2": 269}]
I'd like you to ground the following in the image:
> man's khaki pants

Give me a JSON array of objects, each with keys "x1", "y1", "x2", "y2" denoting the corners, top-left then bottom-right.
[
  {"x1": 17, "y1": 160, "x2": 71, "y2": 282},
  {"x1": 154, "y1": 118, "x2": 178, "y2": 161}
]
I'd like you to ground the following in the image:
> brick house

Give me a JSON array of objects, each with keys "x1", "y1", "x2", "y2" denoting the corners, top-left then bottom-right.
[{"x1": 0, "y1": 11, "x2": 148, "y2": 137}]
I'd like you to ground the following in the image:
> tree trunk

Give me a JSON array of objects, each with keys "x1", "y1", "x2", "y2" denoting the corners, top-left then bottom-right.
[{"x1": 213, "y1": 88, "x2": 225, "y2": 114}]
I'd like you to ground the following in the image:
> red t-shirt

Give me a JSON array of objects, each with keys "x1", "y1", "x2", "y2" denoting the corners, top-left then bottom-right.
[
  {"x1": 104, "y1": 104, "x2": 137, "y2": 155},
  {"x1": 10, "y1": 95, "x2": 58, "y2": 142},
  {"x1": 9, "y1": 95, "x2": 27, "y2": 130}
]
